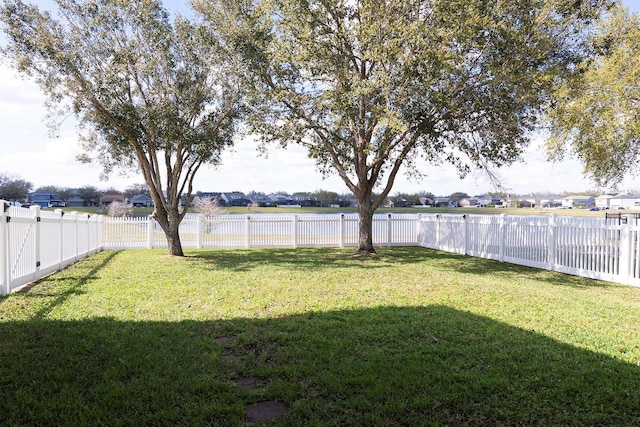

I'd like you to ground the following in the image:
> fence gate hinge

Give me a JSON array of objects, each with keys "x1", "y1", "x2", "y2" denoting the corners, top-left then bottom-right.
[
  {"x1": 5, "y1": 216, "x2": 10, "y2": 223},
  {"x1": 36, "y1": 261, "x2": 41, "y2": 267},
  {"x1": 36, "y1": 217, "x2": 41, "y2": 222}
]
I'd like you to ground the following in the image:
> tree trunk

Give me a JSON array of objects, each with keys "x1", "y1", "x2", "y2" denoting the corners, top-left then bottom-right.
[
  {"x1": 154, "y1": 207, "x2": 185, "y2": 256},
  {"x1": 355, "y1": 196, "x2": 377, "y2": 255},
  {"x1": 164, "y1": 225, "x2": 184, "y2": 256}
]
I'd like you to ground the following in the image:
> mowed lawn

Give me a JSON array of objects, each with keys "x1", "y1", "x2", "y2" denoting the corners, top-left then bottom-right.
[{"x1": 1, "y1": 247, "x2": 639, "y2": 426}]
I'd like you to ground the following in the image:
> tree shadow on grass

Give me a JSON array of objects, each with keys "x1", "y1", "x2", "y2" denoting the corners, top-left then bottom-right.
[{"x1": 0, "y1": 306, "x2": 638, "y2": 426}]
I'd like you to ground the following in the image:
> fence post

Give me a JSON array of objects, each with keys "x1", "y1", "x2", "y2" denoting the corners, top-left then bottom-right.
[
  {"x1": 462, "y1": 214, "x2": 468, "y2": 255},
  {"x1": 293, "y1": 214, "x2": 298, "y2": 248},
  {"x1": 245, "y1": 215, "x2": 251, "y2": 248},
  {"x1": 436, "y1": 214, "x2": 441, "y2": 249},
  {"x1": 30, "y1": 205, "x2": 42, "y2": 281},
  {"x1": 339, "y1": 214, "x2": 345, "y2": 248},
  {"x1": 196, "y1": 214, "x2": 204, "y2": 249},
  {"x1": 547, "y1": 214, "x2": 557, "y2": 271},
  {"x1": 147, "y1": 215, "x2": 154, "y2": 249},
  {"x1": 499, "y1": 214, "x2": 506, "y2": 262},
  {"x1": 87, "y1": 214, "x2": 95, "y2": 254},
  {"x1": 619, "y1": 216, "x2": 634, "y2": 285},
  {"x1": 0, "y1": 200, "x2": 9, "y2": 296},
  {"x1": 84, "y1": 214, "x2": 90, "y2": 256},
  {"x1": 97, "y1": 215, "x2": 104, "y2": 251},
  {"x1": 55, "y1": 209, "x2": 64, "y2": 268},
  {"x1": 71, "y1": 211, "x2": 79, "y2": 262},
  {"x1": 387, "y1": 213, "x2": 392, "y2": 247}
]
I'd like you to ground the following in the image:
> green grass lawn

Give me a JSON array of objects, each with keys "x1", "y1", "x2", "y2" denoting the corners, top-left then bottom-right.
[{"x1": 1, "y1": 248, "x2": 639, "y2": 425}]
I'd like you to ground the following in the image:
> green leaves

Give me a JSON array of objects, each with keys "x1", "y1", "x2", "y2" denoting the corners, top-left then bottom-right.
[
  {"x1": 1, "y1": 0, "x2": 245, "y2": 255},
  {"x1": 195, "y1": 0, "x2": 607, "y2": 252},
  {"x1": 198, "y1": 0, "x2": 607, "y2": 180},
  {"x1": 547, "y1": 3, "x2": 640, "y2": 188}
]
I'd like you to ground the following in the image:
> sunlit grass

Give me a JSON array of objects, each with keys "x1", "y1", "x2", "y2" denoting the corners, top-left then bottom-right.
[{"x1": 1, "y1": 248, "x2": 639, "y2": 425}]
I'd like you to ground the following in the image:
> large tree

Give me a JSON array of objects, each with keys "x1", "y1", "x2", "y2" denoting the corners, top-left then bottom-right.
[
  {"x1": 1, "y1": 0, "x2": 243, "y2": 255},
  {"x1": 313, "y1": 189, "x2": 340, "y2": 207},
  {"x1": 194, "y1": 0, "x2": 607, "y2": 254},
  {"x1": 0, "y1": 172, "x2": 32, "y2": 202},
  {"x1": 77, "y1": 185, "x2": 101, "y2": 207},
  {"x1": 546, "y1": 3, "x2": 640, "y2": 188}
]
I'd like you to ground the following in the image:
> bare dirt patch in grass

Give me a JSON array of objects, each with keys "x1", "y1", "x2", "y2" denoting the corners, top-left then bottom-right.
[{"x1": 245, "y1": 401, "x2": 288, "y2": 423}]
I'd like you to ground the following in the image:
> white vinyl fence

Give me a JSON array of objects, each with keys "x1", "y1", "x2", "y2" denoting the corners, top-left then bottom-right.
[
  {"x1": 102, "y1": 213, "x2": 420, "y2": 250},
  {"x1": 418, "y1": 214, "x2": 640, "y2": 288},
  {"x1": 0, "y1": 202, "x2": 103, "y2": 296},
  {"x1": 3, "y1": 202, "x2": 640, "y2": 296}
]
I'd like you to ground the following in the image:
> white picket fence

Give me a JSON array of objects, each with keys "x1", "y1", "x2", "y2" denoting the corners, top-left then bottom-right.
[
  {"x1": 0, "y1": 203, "x2": 103, "y2": 295},
  {"x1": 3, "y1": 201, "x2": 640, "y2": 296},
  {"x1": 418, "y1": 214, "x2": 640, "y2": 288},
  {"x1": 102, "y1": 213, "x2": 420, "y2": 250}
]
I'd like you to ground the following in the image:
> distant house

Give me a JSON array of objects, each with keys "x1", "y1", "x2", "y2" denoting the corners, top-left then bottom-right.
[
  {"x1": 608, "y1": 193, "x2": 640, "y2": 210},
  {"x1": 518, "y1": 194, "x2": 538, "y2": 208},
  {"x1": 475, "y1": 195, "x2": 501, "y2": 207},
  {"x1": 268, "y1": 193, "x2": 293, "y2": 206},
  {"x1": 595, "y1": 194, "x2": 615, "y2": 210},
  {"x1": 291, "y1": 193, "x2": 320, "y2": 207},
  {"x1": 459, "y1": 198, "x2": 479, "y2": 207},
  {"x1": 129, "y1": 194, "x2": 153, "y2": 207},
  {"x1": 248, "y1": 192, "x2": 273, "y2": 207},
  {"x1": 396, "y1": 197, "x2": 414, "y2": 208},
  {"x1": 29, "y1": 192, "x2": 64, "y2": 208},
  {"x1": 520, "y1": 199, "x2": 535, "y2": 208},
  {"x1": 336, "y1": 195, "x2": 356, "y2": 208},
  {"x1": 64, "y1": 188, "x2": 87, "y2": 207},
  {"x1": 538, "y1": 195, "x2": 563, "y2": 209},
  {"x1": 562, "y1": 195, "x2": 595, "y2": 209},
  {"x1": 66, "y1": 195, "x2": 85, "y2": 208},
  {"x1": 100, "y1": 192, "x2": 125, "y2": 207},
  {"x1": 433, "y1": 197, "x2": 452, "y2": 208},
  {"x1": 221, "y1": 192, "x2": 251, "y2": 207}
]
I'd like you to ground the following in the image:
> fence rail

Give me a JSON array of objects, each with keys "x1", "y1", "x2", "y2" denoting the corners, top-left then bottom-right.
[
  {"x1": 3, "y1": 201, "x2": 640, "y2": 296},
  {"x1": 1, "y1": 202, "x2": 103, "y2": 296}
]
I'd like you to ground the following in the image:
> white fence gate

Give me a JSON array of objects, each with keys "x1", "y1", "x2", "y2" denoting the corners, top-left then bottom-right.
[
  {"x1": 0, "y1": 203, "x2": 103, "y2": 296},
  {"x1": 418, "y1": 214, "x2": 640, "y2": 287}
]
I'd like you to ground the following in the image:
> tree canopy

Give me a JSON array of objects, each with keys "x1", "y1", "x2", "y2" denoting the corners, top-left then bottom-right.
[
  {"x1": 0, "y1": 172, "x2": 32, "y2": 202},
  {"x1": 194, "y1": 0, "x2": 607, "y2": 254},
  {"x1": 123, "y1": 183, "x2": 151, "y2": 200},
  {"x1": 0, "y1": 0, "x2": 243, "y2": 255},
  {"x1": 77, "y1": 185, "x2": 101, "y2": 207},
  {"x1": 546, "y1": 3, "x2": 640, "y2": 188}
]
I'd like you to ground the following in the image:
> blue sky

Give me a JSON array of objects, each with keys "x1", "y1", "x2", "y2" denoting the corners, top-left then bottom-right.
[{"x1": 1, "y1": 0, "x2": 639, "y2": 196}]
